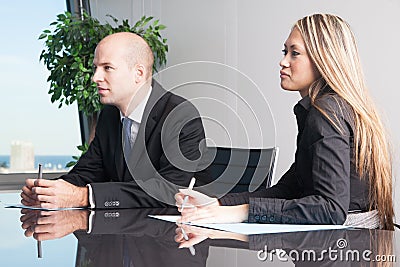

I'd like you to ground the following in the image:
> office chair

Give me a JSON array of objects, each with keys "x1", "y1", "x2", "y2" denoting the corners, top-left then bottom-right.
[{"x1": 201, "y1": 146, "x2": 278, "y2": 195}]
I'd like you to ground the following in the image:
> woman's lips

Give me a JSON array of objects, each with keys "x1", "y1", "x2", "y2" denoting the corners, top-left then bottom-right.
[{"x1": 280, "y1": 70, "x2": 289, "y2": 78}]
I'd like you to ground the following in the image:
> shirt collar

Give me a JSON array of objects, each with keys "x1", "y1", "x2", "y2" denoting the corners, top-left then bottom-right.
[
  {"x1": 298, "y1": 95, "x2": 311, "y2": 109},
  {"x1": 120, "y1": 86, "x2": 152, "y2": 123},
  {"x1": 294, "y1": 95, "x2": 311, "y2": 116},
  {"x1": 293, "y1": 95, "x2": 311, "y2": 136}
]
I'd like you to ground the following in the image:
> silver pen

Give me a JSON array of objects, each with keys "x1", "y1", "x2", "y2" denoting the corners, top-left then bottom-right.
[
  {"x1": 180, "y1": 227, "x2": 195, "y2": 256},
  {"x1": 37, "y1": 164, "x2": 43, "y2": 258},
  {"x1": 180, "y1": 177, "x2": 196, "y2": 255},
  {"x1": 181, "y1": 177, "x2": 196, "y2": 212}
]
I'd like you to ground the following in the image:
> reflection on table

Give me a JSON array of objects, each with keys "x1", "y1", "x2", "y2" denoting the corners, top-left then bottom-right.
[
  {"x1": 177, "y1": 221, "x2": 397, "y2": 267},
  {"x1": 1, "y1": 195, "x2": 398, "y2": 267}
]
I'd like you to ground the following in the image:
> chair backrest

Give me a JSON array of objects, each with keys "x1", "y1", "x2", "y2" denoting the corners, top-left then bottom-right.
[{"x1": 204, "y1": 146, "x2": 278, "y2": 194}]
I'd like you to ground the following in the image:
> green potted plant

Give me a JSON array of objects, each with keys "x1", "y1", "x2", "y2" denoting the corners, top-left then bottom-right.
[{"x1": 38, "y1": 11, "x2": 168, "y2": 166}]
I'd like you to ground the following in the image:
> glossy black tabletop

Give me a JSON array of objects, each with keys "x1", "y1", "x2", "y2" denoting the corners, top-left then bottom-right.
[{"x1": 1, "y1": 192, "x2": 399, "y2": 267}]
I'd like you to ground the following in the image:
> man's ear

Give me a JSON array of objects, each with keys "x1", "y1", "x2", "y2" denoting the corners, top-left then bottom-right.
[{"x1": 134, "y1": 64, "x2": 146, "y2": 83}]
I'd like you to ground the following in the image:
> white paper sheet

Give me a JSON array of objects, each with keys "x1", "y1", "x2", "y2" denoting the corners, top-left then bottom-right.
[{"x1": 148, "y1": 215, "x2": 350, "y2": 235}]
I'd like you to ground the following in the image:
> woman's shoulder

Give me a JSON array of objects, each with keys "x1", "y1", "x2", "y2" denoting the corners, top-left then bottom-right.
[
  {"x1": 315, "y1": 92, "x2": 350, "y2": 113},
  {"x1": 313, "y1": 90, "x2": 353, "y2": 117},
  {"x1": 309, "y1": 92, "x2": 355, "y2": 135}
]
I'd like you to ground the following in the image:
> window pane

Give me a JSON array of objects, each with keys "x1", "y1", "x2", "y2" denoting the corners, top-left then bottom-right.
[{"x1": 0, "y1": 0, "x2": 81, "y2": 174}]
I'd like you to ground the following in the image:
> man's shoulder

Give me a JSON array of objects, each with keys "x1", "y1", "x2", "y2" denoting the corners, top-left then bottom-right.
[
  {"x1": 165, "y1": 90, "x2": 188, "y2": 105},
  {"x1": 152, "y1": 80, "x2": 187, "y2": 104},
  {"x1": 151, "y1": 80, "x2": 199, "y2": 113}
]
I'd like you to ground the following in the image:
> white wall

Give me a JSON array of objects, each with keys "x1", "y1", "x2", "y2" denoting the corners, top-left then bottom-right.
[{"x1": 90, "y1": 0, "x2": 400, "y2": 221}]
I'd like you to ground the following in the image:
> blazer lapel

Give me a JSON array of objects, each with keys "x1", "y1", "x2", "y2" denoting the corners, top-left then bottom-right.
[{"x1": 125, "y1": 80, "x2": 169, "y2": 173}]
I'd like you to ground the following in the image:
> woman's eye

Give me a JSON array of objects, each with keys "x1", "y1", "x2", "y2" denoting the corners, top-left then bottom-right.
[
  {"x1": 282, "y1": 49, "x2": 288, "y2": 55},
  {"x1": 291, "y1": 51, "x2": 300, "y2": 56},
  {"x1": 105, "y1": 66, "x2": 112, "y2": 70}
]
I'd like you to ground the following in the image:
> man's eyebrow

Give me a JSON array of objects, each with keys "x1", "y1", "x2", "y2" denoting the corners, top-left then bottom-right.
[{"x1": 94, "y1": 61, "x2": 113, "y2": 66}]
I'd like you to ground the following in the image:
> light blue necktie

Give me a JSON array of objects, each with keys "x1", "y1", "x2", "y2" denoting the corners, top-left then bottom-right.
[{"x1": 122, "y1": 117, "x2": 133, "y2": 160}]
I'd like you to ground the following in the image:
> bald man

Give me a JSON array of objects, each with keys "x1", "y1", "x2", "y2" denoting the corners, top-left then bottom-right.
[{"x1": 21, "y1": 32, "x2": 208, "y2": 209}]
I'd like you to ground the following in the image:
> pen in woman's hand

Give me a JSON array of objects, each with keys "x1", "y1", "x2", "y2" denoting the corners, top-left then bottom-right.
[
  {"x1": 180, "y1": 227, "x2": 195, "y2": 255},
  {"x1": 181, "y1": 177, "x2": 196, "y2": 212}
]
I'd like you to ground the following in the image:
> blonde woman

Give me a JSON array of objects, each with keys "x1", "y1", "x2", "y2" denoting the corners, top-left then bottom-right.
[{"x1": 176, "y1": 14, "x2": 394, "y2": 230}]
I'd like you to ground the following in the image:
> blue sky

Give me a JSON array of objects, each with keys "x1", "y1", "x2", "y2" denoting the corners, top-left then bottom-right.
[{"x1": 0, "y1": 0, "x2": 81, "y2": 155}]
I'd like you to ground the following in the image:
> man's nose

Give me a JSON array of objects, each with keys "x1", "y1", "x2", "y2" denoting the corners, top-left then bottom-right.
[{"x1": 92, "y1": 69, "x2": 102, "y2": 83}]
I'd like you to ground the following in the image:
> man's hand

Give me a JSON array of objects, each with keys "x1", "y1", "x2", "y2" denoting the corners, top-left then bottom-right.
[
  {"x1": 21, "y1": 179, "x2": 88, "y2": 209},
  {"x1": 20, "y1": 209, "x2": 89, "y2": 241},
  {"x1": 21, "y1": 179, "x2": 40, "y2": 207}
]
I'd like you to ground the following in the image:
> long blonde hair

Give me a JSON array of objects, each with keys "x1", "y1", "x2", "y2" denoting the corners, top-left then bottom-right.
[{"x1": 295, "y1": 14, "x2": 394, "y2": 230}]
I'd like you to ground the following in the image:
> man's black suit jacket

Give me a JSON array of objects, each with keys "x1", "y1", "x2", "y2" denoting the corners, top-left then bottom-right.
[{"x1": 61, "y1": 80, "x2": 208, "y2": 208}]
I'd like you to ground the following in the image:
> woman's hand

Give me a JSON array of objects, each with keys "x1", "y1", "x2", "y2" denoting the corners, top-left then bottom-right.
[
  {"x1": 175, "y1": 189, "x2": 249, "y2": 224},
  {"x1": 175, "y1": 189, "x2": 219, "y2": 209},
  {"x1": 174, "y1": 224, "x2": 209, "y2": 248},
  {"x1": 174, "y1": 224, "x2": 248, "y2": 248}
]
